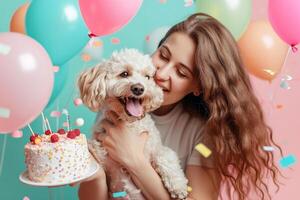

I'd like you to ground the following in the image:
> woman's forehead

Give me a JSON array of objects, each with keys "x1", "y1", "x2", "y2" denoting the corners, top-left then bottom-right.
[{"x1": 164, "y1": 32, "x2": 196, "y2": 71}]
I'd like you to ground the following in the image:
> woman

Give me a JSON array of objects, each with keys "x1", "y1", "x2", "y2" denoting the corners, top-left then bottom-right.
[{"x1": 78, "y1": 13, "x2": 282, "y2": 200}]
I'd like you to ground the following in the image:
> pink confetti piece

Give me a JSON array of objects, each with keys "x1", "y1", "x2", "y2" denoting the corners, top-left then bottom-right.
[
  {"x1": 0, "y1": 43, "x2": 11, "y2": 55},
  {"x1": 81, "y1": 53, "x2": 91, "y2": 62},
  {"x1": 23, "y1": 196, "x2": 30, "y2": 200},
  {"x1": 63, "y1": 122, "x2": 69, "y2": 127},
  {"x1": 0, "y1": 107, "x2": 10, "y2": 118},
  {"x1": 159, "y1": 0, "x2": 167, "y2": 3},
  {"x1": 111, "y1": 38, "x2": 120, "y2": 44},
  {"x1": 145, "y1": 35, "x2": 150, "y2": 42},
  {"x1": 50, "y1": 111, "x2": 61, "y2": 117},
  {"x1": 11, "y1": 130, "x2": 23, "y2": 138},
  {"x1": 74, "y1": 98, "x2": 83, "y2": 106},
  {"x1": 53, "y1": 66, "x2": 60, "y2": 72},
  {"x1": 184, "y1": 0, "x2": 194, "y2": 7}
]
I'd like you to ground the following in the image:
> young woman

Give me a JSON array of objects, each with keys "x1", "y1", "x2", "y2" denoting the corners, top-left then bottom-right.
[{"x1": 78, "y1": 13, "x2": 282, "y2": 200}]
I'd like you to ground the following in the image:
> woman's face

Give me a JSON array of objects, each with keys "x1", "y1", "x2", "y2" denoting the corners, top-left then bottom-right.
[{"x1": 151, "y1": 32, "x2": 199, "y2": 106}]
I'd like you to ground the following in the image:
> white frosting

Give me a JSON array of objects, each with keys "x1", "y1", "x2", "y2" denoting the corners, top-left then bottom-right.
[{"x1": 24, "y1": 133, "x2": 91, "y2": 183}]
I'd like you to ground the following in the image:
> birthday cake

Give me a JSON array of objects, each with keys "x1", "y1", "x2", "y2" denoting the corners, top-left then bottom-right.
[{"x1": 24, "y1": 128, "x2": 92, "y2": 183}]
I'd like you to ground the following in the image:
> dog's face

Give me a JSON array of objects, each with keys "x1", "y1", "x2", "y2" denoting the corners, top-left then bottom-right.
[{"x1": 78, "y1": 49, "x2": 163, "y2": 121}]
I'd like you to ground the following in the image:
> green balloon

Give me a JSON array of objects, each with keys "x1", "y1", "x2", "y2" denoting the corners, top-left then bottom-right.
[{"x1": 196, "y1": 0, "x2": 252, "y2": 39}]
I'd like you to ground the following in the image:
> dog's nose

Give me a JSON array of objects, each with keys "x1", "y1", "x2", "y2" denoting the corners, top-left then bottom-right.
[{"x1": 131, "y1": 83, "x2": 144, "y2": 96}]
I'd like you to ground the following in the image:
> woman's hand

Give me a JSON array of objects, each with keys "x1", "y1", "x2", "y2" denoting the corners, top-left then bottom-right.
[{"x1": 97, "y1": 111, "x2": 149, "y2": 170}]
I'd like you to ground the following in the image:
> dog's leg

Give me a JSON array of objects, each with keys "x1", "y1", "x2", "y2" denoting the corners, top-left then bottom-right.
[{"x1": 152, "y1": 146, "x2": 188, "y2": 199}]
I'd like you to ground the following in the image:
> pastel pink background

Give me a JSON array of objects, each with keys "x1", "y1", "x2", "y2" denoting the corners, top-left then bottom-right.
[{"x1": 220, "y1": 0, "x2": 299, "y2": 199}]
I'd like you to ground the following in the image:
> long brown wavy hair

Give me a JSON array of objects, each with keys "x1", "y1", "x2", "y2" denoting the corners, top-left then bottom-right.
[{"x1": 159, "y1": 13, "x2": 283, "y2": 200}]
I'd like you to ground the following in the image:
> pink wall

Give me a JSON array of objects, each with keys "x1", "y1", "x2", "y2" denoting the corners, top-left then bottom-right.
[{"x1": 243, "y1": 0, "x2": 299, "y2": 199}]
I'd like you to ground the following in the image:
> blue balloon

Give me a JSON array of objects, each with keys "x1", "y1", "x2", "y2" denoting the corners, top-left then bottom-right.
[
  {"x1": 45, "y1": 66, "x2": 69, "y2": 108},
  {"x1": 26, "y1": 0, "x2": 89, "y2": 65}
]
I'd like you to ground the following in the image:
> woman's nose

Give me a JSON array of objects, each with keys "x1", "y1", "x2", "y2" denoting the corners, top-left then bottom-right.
[{"x1": 155, "y1": 63, "x2": 172, "y2": 80}]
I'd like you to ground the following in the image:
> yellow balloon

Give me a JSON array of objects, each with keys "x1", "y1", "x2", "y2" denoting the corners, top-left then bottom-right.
[
  {"x1": 10, "y1": 3, "x2": 30, "y2": 34},
  {"x1": 238, "y1": 20, "x2": 289, "y2": 81}
]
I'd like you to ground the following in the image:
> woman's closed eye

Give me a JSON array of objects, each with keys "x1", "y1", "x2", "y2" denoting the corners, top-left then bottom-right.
[
  {"x1": 176, "y1": 68, "x2": 187, "y2": 78},
  {"x1": 159, "y1": 51, "x2": 169, "y2": 61}
]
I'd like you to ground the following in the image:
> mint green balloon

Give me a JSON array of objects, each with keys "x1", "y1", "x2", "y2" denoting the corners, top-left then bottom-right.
[
  {"x1": 26, "y1": 0, "x2": 89, "y2": 65},
  {"x1": 196, "y1": 0, "x2": 252, "y2": 39}
]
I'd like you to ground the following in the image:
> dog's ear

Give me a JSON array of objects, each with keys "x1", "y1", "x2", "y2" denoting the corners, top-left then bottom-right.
[{"x1": 77, "y1": 63, "x2": 107, "y2": 112}]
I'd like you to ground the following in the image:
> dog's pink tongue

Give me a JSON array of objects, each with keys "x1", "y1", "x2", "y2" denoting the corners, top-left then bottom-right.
[{"x1": 126, "y1": 98, "x2": 143, "y2": 117}]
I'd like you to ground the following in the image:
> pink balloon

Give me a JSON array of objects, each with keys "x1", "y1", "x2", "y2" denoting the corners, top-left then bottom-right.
[
  {"x1": 0, "y1": 32, "x2": 54, "y2": 133},
  {"x1": 268, "y1": 0, "x2": 300, "y2": 46},
  {"x1": 79, "y1": 0, "x2": 142, "y2": 36}
]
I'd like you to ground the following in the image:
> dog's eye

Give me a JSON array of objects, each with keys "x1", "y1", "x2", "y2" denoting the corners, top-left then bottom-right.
[
  {"x1": 145, "y1": 75, "x2": 151, "y2": 80},
  {"x1": 120, "y1": 71, "x2": 129, "y2": 78}
]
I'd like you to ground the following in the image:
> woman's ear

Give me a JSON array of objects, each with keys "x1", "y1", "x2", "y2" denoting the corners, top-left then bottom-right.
[{"x1": 77, "y1": 63, "x2": 107, "y2": 112}]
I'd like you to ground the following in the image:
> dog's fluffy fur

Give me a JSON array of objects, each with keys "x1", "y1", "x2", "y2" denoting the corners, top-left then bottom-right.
[{"x1": 78, "y1": 49, "x2": 188, "y2": 199}]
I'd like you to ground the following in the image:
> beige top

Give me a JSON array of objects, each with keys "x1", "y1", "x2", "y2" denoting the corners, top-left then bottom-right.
[{"x1": 150, "y1": 102, "x2": 214, "y2": 171}]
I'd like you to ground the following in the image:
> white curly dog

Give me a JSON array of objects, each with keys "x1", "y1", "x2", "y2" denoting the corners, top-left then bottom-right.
[{"x1": 78, "y1": 49, "x2": 188, "y2": 199}]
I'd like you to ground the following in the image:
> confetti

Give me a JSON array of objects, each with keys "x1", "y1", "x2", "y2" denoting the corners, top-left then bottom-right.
[
  {"x1": 111, "y1": 38, "x2": 120, "y2": 44},
  {"x1": 53, "y1": 66, "x2": 60, "y2": 72},
  {"x1": 276, "y1": 104, "x2": 283, "y2": 109},
  {"x1": 112, "y1": 191, "x2": 127, "y2": 198},
  {"x1": 283, "y1": 74, "x2": 293, "y2": 81},
  {"x1": 81, "y1": 53, "x2": 91, "y2": 62},
  {"x1": 0, "y1": 43, "x2": 11, "y2": 55},
  {"x1": 62, "y1": 109, "x2": 69, "y2": 115},
  {"x1": 187, "y1": 186, "x2": 192, "y2": 192},
  {"x1": 195, "y1": 143, "x2": 211, "y2": 158},
  {"x1": 0, "y1": 107, "x2": 10, "y2": 118},
  {"x1": 263, "y1": 146, "x2": 274, "y2": 152},
  {"x1": 184, "y1": 0, "x2": 194, "y2": 7},
  {"x1": 50, "y1": 111, "x2": 61, "y2": 117},
  {"x1": 75, "y1": 118, "x2": 84, "y2": 127},
  {"x1": 23, "y1": 196, "x2": 30, "y2": 200},
  {"x1": 159, "y1": 0, "x2": 167, "y2": 3},
  {"x1": 11, "y1": 130, "x2": 23, "y2": 138},
  {"x1": 74, "y1": 98, "x2": 83, "y2": 106},
  {"x1": 93, "y1": 40, "x2": 103, "y2": 47},
  {"x1": 63, "y1": 122, "x2": 69, "y2": 127},
  {"x1": 280, "y1": 154, "x2": 296, "y2": 168},
  {"x1": 145, "y1": 35, "x2": 150, "y2": 42},
  {"x1": 280, "y1": 79, "x2": 290, "y2": 90}
]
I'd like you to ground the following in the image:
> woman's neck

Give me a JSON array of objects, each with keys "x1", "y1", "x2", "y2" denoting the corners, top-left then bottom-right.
[{"x1": 152, "y1": 103, "x2": 178, "y2": 116}]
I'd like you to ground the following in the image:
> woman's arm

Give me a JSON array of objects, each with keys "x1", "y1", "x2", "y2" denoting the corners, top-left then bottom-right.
[
  {"x1": 185, "y1": 165, "x2": 221, "y2": 200},
  {"x1": 78, "y1": 167, "x2": 109, "y2": 200},
  {"x1": 125, "y1": 156, "x2": 172, "y2": 200}
]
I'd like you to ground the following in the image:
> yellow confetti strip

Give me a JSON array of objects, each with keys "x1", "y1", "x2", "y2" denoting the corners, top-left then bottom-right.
[
  {"x1": 187, "y1": 186, "x2": 192, "y2": 192},
  {"x1": 93, "y1": 40, "x2": 102, "y2": 47},
  {"x1": 195, "y1": 143, "x2": 211, "y2": 158}
]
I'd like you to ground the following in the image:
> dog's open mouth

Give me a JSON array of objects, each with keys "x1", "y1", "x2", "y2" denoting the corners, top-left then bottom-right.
[{"x1": 118, "y1": 96, "x2": 144, "y2": 117}]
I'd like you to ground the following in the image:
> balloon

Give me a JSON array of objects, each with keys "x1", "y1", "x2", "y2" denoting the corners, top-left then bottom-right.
[
  {"x1": 196, "y1": 0, "x2": 252, "y2": 39},
  {"x1": 9, "y1": 2, "x2": 30, "y2": 34},
  {"x1": 0, "y1": 32, "x2": 54, "y2": 133},
  {"x1": 26, "y1": 0, "x2": 89, "y2": 66},
  {"x1": 268, "y1": 0, "x2": 300, "y2": 46},
  {"x1": 144, "y1": 26, "x2": 170, "y2": 54},
  {"x1": 81, "y1": 37, "x2": 104, "y2": 62},
  {"x1": 238, "y1": 20, "x2": 288, "y2": 81},
  {"x1": 45, "y1": 65, "x2": 69, "y2": 108},
  {"x1": 79, "y1": 0, "x2": 143, "y2": 36}
]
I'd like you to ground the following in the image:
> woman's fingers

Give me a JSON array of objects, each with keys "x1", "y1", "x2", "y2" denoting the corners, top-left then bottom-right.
[
  {"x1": 100, "y1": 119, "x2": 114, "y2": 134},
  {"x1": 105, "y1": 110, "x2": 121, "y2": 125}
]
